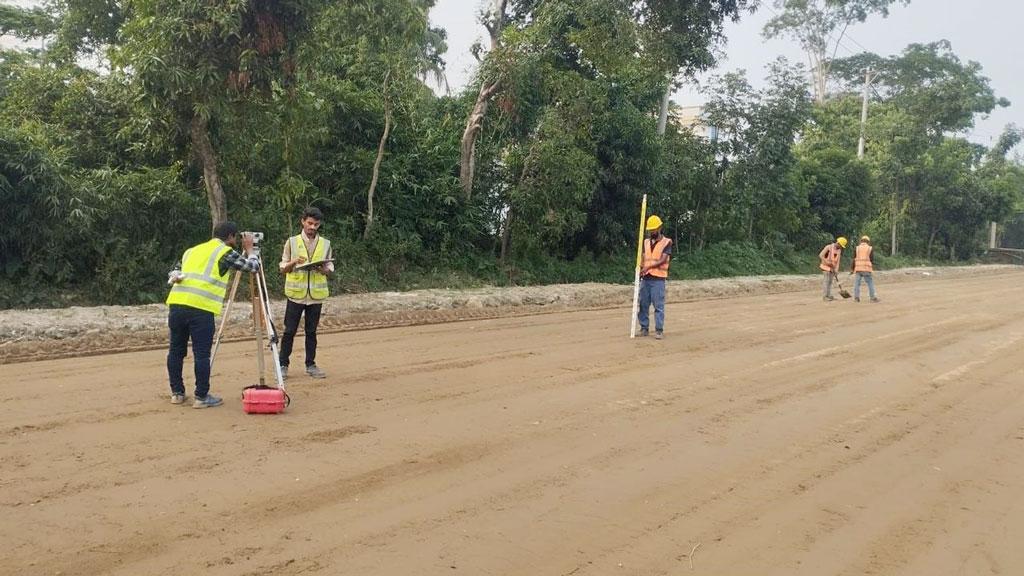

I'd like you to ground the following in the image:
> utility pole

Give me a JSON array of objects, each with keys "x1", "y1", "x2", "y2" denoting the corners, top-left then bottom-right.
[
  {"x1": 858, "y1": 67, "x2": 897, "y2": 255},
  {"x1": 657, "y1": 83, "x2": 671, "y2": 136},
  {"x1": 857, "y1": 68, "x2": 879, "y2": 159}
]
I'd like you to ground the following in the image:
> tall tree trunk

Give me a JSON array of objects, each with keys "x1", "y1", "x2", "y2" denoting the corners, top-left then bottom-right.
[
  {"x1": 500, "y1": 205, "x2": 514, "y2": 264},
  {"x1": 190, "y1": 113, "x2": 228, "y2": 229},
  {"x1": 458, "y1": 0, "x2": 508, "y2": 200},
  {"x1": 890, "y1": 183, "x2": 899, "y2": 256},
  {"x1": 459, "y1": 80, "x2": 501, "y2": 199},
  {"x1": 365, "y1": 79, "x2": 392, "y2": 240},
  {"x1": 927, "y1": 227, "x2": 937, "y2": 258}
]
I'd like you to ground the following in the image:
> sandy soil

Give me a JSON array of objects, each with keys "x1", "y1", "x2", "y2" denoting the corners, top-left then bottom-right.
[{"x1": 3, "y1": 268, "x2": 1024, "y2": 575}]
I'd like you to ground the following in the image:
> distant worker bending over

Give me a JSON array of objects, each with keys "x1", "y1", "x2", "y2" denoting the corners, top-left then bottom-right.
[
  {"x1": 637, "y1": 215, "x2": 672, "y2": 340},
  {"x1": 818, "y1": 236, "x2": 847, "y2": 301},
  {"x1": 850, "y1": 235, "x2": 880, "y2": 303}
]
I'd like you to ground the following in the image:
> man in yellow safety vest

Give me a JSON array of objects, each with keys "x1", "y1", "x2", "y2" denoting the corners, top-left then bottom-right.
[
  {"x1": 166, "y1": 221, "x2": 261, "y2": 408},
  {"x1": 638, "y1": 215, "x2": 672, "y2": 340},
  {"x1": 278, "y1": 207, "x2": 334, "y2": 379},
  {"x1": 850, "y1": 235, "x2": 880, "y2": 303}
]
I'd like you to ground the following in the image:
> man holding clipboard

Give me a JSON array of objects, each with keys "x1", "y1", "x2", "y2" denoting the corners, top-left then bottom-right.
[{"x1": 278, "y1": 207, "x2": 334, "y2": 379}]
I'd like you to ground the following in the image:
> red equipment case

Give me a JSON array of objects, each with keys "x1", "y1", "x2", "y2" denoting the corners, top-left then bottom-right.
[{"x1": 242, "y1": 385, "x2": 289, "y2": 414}]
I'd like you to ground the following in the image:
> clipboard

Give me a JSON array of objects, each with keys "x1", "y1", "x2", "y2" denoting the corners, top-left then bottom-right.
[{"x1": 295, "y1": 258, "x2": 333, "y2": 271}]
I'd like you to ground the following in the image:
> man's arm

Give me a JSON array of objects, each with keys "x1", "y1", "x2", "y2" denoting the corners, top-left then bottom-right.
[
  {"x1": 320, "y1": 243, "x2": 335, "y2": 275},
  {"x1": 280, "y1": 238, "x2": 309, "y2": 274},
  {"x1": 641, "y1": 240, "x2": 672, "y2": 275},
  {"x1": 219, "y1": 249, "x2": 261, "y2": 275}
]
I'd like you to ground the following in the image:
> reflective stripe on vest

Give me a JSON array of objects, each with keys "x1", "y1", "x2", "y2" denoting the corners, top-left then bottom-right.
[
  {"x1": 284, "y1": 234, "x2": 330, "y2": 300},
  {"x1": 854, "y1": 243, "x2": 873, "y2": 273},
  {"x1": 166, "y1": 239, "x2": 231, "y2": 315},
  {"x1": 819, "y1": 243, "x2": 841, "y2": 272},
  {"x1": 643, "y1": 237, "x2": 671, "y2": 278}
]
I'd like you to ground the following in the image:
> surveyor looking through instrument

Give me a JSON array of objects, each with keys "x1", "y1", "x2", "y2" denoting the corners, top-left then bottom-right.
[{"x1": 165, "y1": 221, "x2": 261, "y2": 408}]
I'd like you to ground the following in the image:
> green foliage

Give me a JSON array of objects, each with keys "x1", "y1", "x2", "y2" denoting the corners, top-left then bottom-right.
[
  {"x1": 671, "y1": 241, "x2": 809, "y2": 279},
  {"x1": 0, "y1": 2, "x2": 1022, "y2": 309},
  {"x1": 794, "y1": 146, "x2": 876, "y2": 246}
]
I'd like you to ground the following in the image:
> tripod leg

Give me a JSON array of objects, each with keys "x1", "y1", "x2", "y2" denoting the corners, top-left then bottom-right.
[
  {"x1": 251, "y1": 272, "x2": 267, "y2": 387},
  {"x1": 211, "y1": 270, "x2": 241, "y2": 371},
  {"x1": 256, "y1": 261, "x2": 287, "y2": 391}
]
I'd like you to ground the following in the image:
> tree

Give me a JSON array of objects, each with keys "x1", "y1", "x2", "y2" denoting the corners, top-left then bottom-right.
[
  {"x1": 704, "y1": 58, "x2": 813, "y2": 245},
  {"x1": 460, "y1": 0, "x2": 751, "y2": 200},
  {"x1": 795, "y1": 146, "x2": 875, "y2": 244},
  {"x1": 763, "y1": 0, "x2": 909, "y2": 104},
  {"x1": 111, "y1": 0, "x2": 320, "y2": 227},
  {"x1": 0, "y1": 4, "x2": 56, "y2": 39},
  {"x1": 829, "y1": 41, "x2": 1009, "y2": 255},
  {"x1": 459, "y1": 0, "x2": 509, "y2": 200},
  {"x1": 831, "y1": 41, "x2": 1008, "y2": 137}
]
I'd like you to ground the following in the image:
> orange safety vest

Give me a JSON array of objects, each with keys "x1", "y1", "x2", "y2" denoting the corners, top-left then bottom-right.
[
  {"x1": 854, "y1": 243, "x2": 873, "y2": 273},
  {"x1": 643, "y1": 237, "x2": 671, "y2": 278},
  {"x1": 819, "y1": 243, "x2": 841, "y2": 272}
]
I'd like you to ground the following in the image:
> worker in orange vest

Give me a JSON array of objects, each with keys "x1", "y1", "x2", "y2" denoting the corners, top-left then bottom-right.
[
  {"x1": 638, "y1": 215, "x2": 672, "y2": 339},
  {"x1": 818, "y1": 236, "x2": 847, "y2": 301},
  {"x1": 850, "y1": 235, "x2": 880, "y2": 302}
]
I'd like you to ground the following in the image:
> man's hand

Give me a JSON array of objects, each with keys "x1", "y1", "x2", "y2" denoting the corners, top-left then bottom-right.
[
  {"x1": 293, "y1": 255, "x2": 307, "y2": 267},
  {"x1": 242, "y1": 233, "x2": 255, "y2": 254}
]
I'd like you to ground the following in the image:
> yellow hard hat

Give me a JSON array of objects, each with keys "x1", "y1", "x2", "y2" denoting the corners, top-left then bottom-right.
[
  {"x1": 861, "y1": 235, "x2": 870, "y2": 242},
  {"x1": 836, "y1": 236, "x2": 848, "y2": 248},
  {"x1": 645, "y1": 215, "x2": 663, "y2": 231}
]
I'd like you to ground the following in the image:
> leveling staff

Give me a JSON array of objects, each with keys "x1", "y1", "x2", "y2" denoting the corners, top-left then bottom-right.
[
  {"x1": 166, "y1": 222, "x2": 261, "y2": 408},
  {"x1": 278, "y1": 207, "x2": 333, "y2": 379}
]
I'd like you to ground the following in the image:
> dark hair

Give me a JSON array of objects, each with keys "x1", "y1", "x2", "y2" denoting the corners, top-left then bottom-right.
[
  {"x1": 213, "y1": 221, "x2": 239, "y2": 241},
  {"x1": 302, "y1": 207, "x2": 323, "y2": 221}
]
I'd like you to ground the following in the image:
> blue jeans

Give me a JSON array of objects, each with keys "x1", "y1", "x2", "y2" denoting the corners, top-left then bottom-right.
[
  {"x1": 167, "y1": 304, "x2": 215, "y2": 398},
  {"x1": 638, "y1": 277, "x2": 666, "y2": 332},
  {"x1": 853, "y1": 272, "x2": 877, "y2": 300}
]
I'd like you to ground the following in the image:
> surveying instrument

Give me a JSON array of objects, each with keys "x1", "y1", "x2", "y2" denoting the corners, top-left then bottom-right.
[{"x1": 209, "y1": 232, "x2": 287, "y2": 399}]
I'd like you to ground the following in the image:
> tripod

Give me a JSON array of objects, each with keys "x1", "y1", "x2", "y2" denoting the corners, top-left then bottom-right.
[{"x1": 209, "y1": 250, "x2": 285, "y2": 391}]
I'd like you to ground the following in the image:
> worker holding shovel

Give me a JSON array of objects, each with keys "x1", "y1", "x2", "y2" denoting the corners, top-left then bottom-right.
[{"x1": 818, "y1": 236, "x2": 847, "y2": 301}]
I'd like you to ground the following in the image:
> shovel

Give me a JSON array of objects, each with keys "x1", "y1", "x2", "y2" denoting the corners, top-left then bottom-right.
[{"x1": 832, "y1": 271, "x2": 852, "y2": 299}]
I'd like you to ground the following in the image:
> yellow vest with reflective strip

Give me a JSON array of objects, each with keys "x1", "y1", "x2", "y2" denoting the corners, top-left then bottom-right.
[
  {"x1": 165, "y1": 238, "x2": 231, "y2": 315},
  {"x1": 284, "y1": 234, "x2": 330, "y2": 301}
]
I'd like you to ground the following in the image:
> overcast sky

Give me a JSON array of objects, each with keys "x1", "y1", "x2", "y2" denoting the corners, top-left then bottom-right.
[{"x1": 430, "y1": 0, "x2": 1022, "y2": 147}]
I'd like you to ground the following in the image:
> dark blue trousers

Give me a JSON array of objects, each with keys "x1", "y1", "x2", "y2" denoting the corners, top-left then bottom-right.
[{"x1": 167, "y1": 304, "x2": 215, "y2": 398}]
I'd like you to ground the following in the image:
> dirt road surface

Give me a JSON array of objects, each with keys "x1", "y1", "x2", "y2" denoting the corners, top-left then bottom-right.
[{"x1": 3, "y1": 269, "x2": 1024, "y2": 575}]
